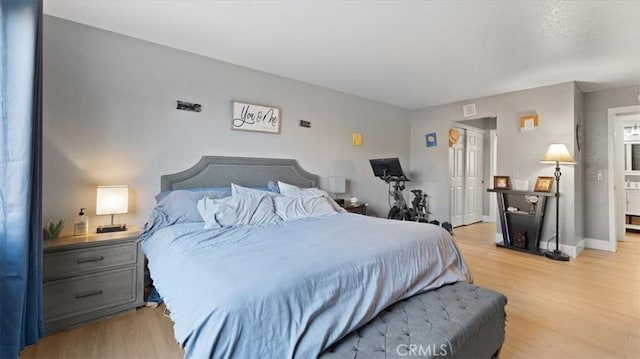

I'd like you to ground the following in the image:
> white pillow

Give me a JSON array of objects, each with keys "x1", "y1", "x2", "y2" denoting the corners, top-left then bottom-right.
[
  {"x1": 273, "y1": 195, "x2": 337, "y2": 220},
  {"x1": 277, "y1": 181, "x2": 347, "y2": 213},
  {"x1": 231, "y1": 183, "x2": 279, "y2": 197},
  {"x1": 277, "y1": 181, "x2": 319, "y2": 196},
  {"x1": 197, "y1": 193, "x2": 281, "y2": 229}
]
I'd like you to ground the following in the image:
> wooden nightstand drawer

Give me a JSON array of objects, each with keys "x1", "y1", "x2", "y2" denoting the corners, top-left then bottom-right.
[
  {"x1": 44, "y1": 266, "x2": 137, "y2": 322},
  {"x1": 43, "y1": 229, "x2": 143, "y2": 335},
  {"x1": 44, "y1": 242, "x2": 137, "y2": 281}
]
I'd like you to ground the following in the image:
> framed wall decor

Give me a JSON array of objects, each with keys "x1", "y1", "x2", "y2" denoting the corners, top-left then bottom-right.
[
  {"x1": 425, "y1": 132, "x2": 437, "y2": 148},
  {"x1": 494, "y1": 176, "x2": 511, "y2": 190},
  {"x1": 352, "y1": 132, "x2": 363, "y2": 146},
  {"x1": 534, "y1": 176, "x2": 554, "y2": 192},
  {"x1": 520, "y1": 114, "x2": 539, "y2": 133},
  {"x1": 232, "y1": 101, "x2": 281, "y2": 134}
]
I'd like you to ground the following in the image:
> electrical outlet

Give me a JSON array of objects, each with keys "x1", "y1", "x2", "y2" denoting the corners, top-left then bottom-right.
[{"x1": 596, "y1": 172, "x2": 603, "y2": 181}]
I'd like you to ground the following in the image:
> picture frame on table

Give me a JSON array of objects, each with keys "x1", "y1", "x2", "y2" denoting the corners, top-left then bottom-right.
[
  {"x1": 534, "y1": 176, "x2": 554, "y2": 192},
  {"x1": 493, "y1": 176, "x2": 511, "y2": 190}
]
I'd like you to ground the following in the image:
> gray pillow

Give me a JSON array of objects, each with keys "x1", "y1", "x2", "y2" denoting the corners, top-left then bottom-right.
[
  {"x1": 156, "y1": 189, "x2": 230, "y2": 223},
  {"x1": 154, "y1": 187, "x2": 231, "y2": 203},
  {"x1": 141, "y1": 189, "x2": 231, "y2": 241}
]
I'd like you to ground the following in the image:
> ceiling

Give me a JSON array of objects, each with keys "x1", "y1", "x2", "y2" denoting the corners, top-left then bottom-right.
[{"x1": 44, "y1": 1, "x2": 640, "y2": 110}]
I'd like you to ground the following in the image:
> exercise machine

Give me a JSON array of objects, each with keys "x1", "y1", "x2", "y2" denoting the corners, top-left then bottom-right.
[
  {"x1": 369, "y1": 158, "x2": 429, "y2": 222},
  {"x1": 410, "y1": 189, "x2": 430, "y2": 223}
]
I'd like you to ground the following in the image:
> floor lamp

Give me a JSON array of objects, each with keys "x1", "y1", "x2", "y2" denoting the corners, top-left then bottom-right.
[{"x1": 540, "y1": 144, "x2": 576, "y2": 261}]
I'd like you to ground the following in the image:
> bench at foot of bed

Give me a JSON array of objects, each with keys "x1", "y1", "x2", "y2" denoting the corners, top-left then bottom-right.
[{"x1": 320, "y1": 282, "x2": 507, "y2": 359}]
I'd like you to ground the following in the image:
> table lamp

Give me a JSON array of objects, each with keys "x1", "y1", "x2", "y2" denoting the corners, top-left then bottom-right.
[
  {"x1": 540, "y1": 144, "x2": 576, "y2": 261},
  {"x1": 96, "y1": 185, "x2": 128, "y2": 233},
  {"x1": 327, "y1": 176, "x2": 346, "y2": 204}
]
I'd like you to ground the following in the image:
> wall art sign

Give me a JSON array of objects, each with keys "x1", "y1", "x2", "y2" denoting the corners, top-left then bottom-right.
[
  {"x1": 232, "y1": 101, "x2": 281, "y2": 134},
  {"x1": 352, "y1": 132, "x2": 363, "y2": 146},
  {"x1": 425, "y1": 132, "x2": 437, "y2": 148}
]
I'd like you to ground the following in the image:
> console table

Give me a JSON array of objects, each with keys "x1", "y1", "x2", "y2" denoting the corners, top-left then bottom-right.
[{"x1": 488, "y1": 189, "x2": 556, "y2": 256}]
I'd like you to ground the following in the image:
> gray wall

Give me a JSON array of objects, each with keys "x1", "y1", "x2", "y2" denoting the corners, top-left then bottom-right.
[
  {"x1": 409, "y1": 82, "x2": 581, "y2": 247},
  {"x1": 583, "y1": 85, "x2": 640, "y2": 241},
  {"x1": 43, "y1": 15, "x2": 640, "y2": 246},
  {"x1": 43, "y1": 16, "x2": 410, "y2": 233}
]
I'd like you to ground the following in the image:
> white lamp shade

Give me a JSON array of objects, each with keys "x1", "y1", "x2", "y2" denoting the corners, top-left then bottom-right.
[
  {"x1": 96, "y1": 185, "x2": 129, "y2": 215},
  {"x1": 327, "y1": 176, "x2": 346, "y2": 194},
  {"x1": 540, "y1": 144, "x2": 576, "y2": 164}
]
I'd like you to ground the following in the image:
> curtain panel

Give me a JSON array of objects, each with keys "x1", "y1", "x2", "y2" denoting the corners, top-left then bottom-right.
[{"x1": 0, "y1": 0, "x2": 44, "y2": 357}]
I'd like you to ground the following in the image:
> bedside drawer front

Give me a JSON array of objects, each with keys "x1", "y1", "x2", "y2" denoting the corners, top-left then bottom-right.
[
  {"x1": 345, "y1": 205, "x2": 366, "y2": 215},
  {"x1": 44, "y1": 267, "x2": 137, "y2": 322},
  {"x1": 44, "y1": 242, "x2": 136, "y2": 280}
]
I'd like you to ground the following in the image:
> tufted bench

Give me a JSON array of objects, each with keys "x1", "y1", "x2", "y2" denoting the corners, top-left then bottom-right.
[{"x1": 320, "y1": 282, "x2": 507, "y2": 359}]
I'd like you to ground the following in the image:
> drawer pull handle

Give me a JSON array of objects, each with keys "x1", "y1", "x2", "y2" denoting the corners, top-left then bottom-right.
[
  {"x1": 76, "y1": 256, "x2": 104, "y2": 264},
  {"x1": 75, "y1": 289, "x2": 103, "y2": 299}
]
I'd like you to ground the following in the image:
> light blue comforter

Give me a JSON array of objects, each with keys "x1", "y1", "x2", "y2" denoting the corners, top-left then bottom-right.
[{"x1": 142, "y1": 214, "x2": 471, "y2": 358}]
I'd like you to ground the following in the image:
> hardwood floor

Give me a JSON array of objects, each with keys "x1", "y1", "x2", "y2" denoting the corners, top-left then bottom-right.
[
  {"x1": 21, "y1": 222, "x2": 640, "y2": 358},
  {"x1": 457, "y1": 224, "x2": 639, "y2": 359}
]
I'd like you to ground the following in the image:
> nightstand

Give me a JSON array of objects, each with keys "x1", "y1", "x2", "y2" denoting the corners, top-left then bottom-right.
[
  {"x1": 341, "y1": 202, "x2": 367, "y2": 215},
  {"x1": 43, "y1": 229, "x2": 144, "y2": 335}
]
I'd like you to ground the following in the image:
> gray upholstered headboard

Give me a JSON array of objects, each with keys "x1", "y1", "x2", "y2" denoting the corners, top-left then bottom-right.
[{"x1": 160, "y1": 156, "x2": 319, "y2": 192}]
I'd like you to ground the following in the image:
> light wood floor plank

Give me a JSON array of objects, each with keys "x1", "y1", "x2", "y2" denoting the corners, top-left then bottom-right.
[{"x1": 21, "y1": 222, "x2": 640, "y2": 358}]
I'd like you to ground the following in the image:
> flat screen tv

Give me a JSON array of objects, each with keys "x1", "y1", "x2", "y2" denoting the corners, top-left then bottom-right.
[{"x1": 369, "y1": 158, "x2": 409, "y2": 180}]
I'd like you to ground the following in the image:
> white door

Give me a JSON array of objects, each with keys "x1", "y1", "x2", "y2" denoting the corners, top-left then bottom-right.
[
  {"x1": 463, "y1": 129, "x2": 484, "y2": 225},
  {"x1": 450, "y1": 129, "x2": 465, "y2": 227}
]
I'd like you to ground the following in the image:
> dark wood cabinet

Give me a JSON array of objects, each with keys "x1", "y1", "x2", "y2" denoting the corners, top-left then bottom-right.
[{"x1": 488, "y1": 189, "x2": 555, "y2": 256}]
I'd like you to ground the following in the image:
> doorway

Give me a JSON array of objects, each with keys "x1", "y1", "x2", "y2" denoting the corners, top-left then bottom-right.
[{"x1": 609, "y1": 105, "x2": 640, "y2": 252}]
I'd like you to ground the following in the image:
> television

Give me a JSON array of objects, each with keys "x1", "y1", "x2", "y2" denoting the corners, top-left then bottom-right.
[{"x1": 369, "y1": 158, "x2": 409, "y2": 180}]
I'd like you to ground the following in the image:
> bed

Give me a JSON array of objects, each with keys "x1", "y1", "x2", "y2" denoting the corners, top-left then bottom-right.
[{"x1": 141, "y1": 156, "x2": 505, "y2": 358}]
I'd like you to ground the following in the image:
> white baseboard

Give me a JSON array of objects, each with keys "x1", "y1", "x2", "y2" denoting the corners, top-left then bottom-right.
[
  {"x1": 585, "y1": 237, "x2": 615, "y2": 252},
  {"x1": 495, "y1": 233, "x2": 584, "y2": 258},
  {"x1": 556, "y1": 240, "x2": 584, "y2": 258},
  {"x1": 537, "y1": 240, "x2": 583, "y2": 258},
  {"x1": 575, "y1": 239, "x2": 585, "y2": 257},
  {"x1": 482, "y1": 215, "x2": 495, "y2": 223}
]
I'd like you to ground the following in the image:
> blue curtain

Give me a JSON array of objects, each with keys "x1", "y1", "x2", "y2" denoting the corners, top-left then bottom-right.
[{"x1": 0, "y1": 0, "x2": 44, "y2": 357}]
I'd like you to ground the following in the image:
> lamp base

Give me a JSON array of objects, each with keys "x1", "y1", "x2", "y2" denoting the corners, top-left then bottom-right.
[
  {"x1": 544, "y1": 249, "x2": 570, "y2": 261},
  {"x1": 97, "y1": 224, "x2": 127, "y2": 233}
]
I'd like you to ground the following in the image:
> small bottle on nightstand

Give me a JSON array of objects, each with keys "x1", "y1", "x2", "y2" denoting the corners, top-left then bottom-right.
[{"x1": 73, "y1": 208, "x2": 89, "y2": 236}]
